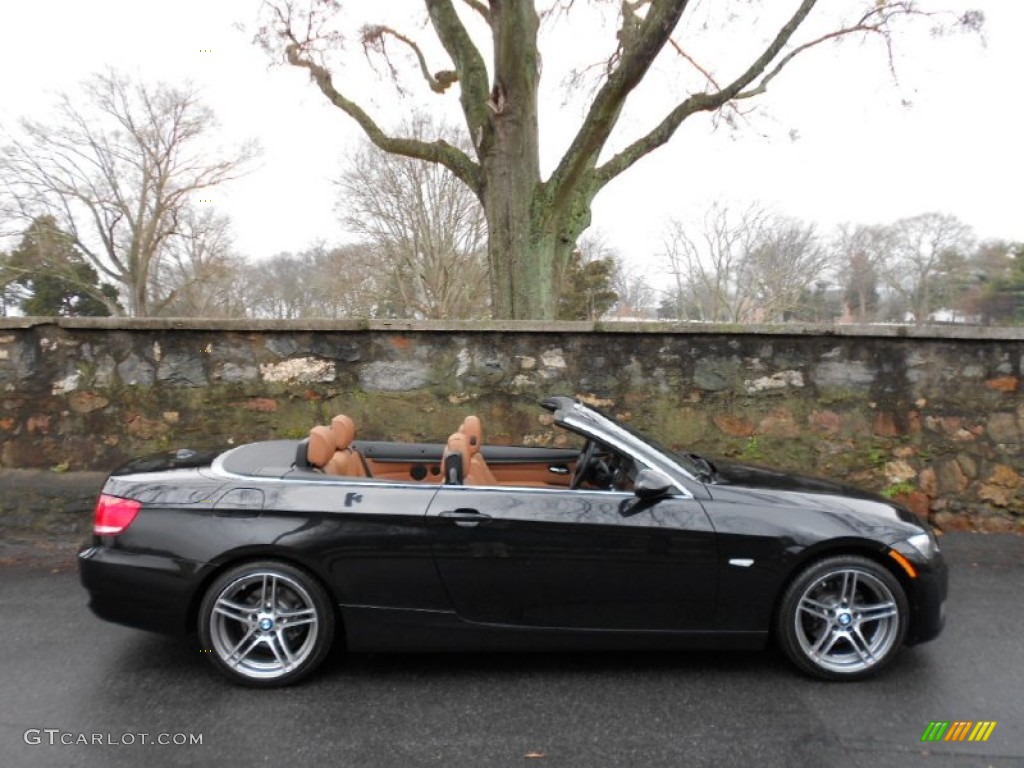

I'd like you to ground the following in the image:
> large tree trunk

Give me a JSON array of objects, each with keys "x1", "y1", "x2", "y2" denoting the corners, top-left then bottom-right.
[
  {"x1": 482, "y1": 174, "x2": 595, "y2": 320},
  {"x1": 479, "y1": 1, "x2": 543, "y2": 319},
  {"x1": 480, "y1": 2, "x2": 600, "y2": 320}
]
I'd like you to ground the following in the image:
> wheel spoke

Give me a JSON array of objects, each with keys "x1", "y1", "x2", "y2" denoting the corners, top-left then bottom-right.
[
  {"x1": 840, "y1": 571, "x2": 859, "y2": 605},
  {"x1": 849, "y1": 627, "x2": 877, "y2": 664},
  {"x1": 857, "y1": 601, "x2": 898, "y2": 623},
  {"x1": 267, "y1": 631, "x2": 295, "y2": 670},
  {"x1": 259, "y1": 574, "x2": 277, "y2": 608},
  {"x1": 798, "y1": 597, "x2": 832, "y2": 620},
  {"x1": 225, "y1": 629, "x2": 262, "y2": 667},
  {"x1": 279, "y1": 606, "x2": 318, "y2": 628},
  {"x1": 213, "y1": 597, "x2": 253, "y2": 624},
  {"x1": 810, "y1": 625, "x2": 840, "y2": 656}
]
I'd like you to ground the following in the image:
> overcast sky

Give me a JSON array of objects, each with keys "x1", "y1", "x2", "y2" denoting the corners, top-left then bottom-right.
[{"x1": 1, "y1": 0, "x2": 1020, "y2": 280}]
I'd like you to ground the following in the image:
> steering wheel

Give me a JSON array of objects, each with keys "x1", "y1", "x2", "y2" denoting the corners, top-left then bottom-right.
[{"x1": 570, "y1": 439, "x2": 599, "y2": 489}]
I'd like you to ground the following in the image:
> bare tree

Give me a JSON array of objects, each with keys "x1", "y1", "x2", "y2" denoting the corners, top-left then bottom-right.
[
  {"x1": 236, "y1": 253, "x2": 312, "y2": 320},
  {"x1": 663, "y1": 205, "x2": 831, "y2": 322},
  {"x1": 150, "y1": 210, "x2": 247, "y2": 318},
  {"x1": 258, "y1": 0, "x2": 980, "y2": 319},
  {"x1": 882, "y1": 212, "x2": 974, "y2": 324},
  {"x1": 0, "y1": 71, "x2": 256, "y2": 316},
  {"x1": 570, "y1": 231, "x2": 653, "y2": 319},
  {"x1": 337, "y1": 114, "x2": 489, "y2": 319},
  {"x1": 239, "y1": 244, "x2": 385, "y2": 319},
  {"x1": 833, "y1": 223, "x2": 895, "y2": 322},
  {"x1": 663, "y1": 203, "x2": 767, "y2": 322},
  {"x1": 743, "y1": 217, "x2": 829, "y2": 322},
  {"x1": 609, "y1": 250, "x2": 656, "y2": 319}
]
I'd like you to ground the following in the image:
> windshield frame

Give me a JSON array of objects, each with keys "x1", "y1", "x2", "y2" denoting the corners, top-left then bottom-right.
[{"x1": 543, "y1": 396, "x2": 705, "y2": 493}]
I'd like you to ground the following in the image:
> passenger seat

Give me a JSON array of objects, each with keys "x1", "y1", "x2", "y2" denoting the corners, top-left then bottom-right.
[
  {"x1": 326, "y1": 414, "x2": 370, "y2": 477},
  {"x1": 301, "y1": 416, "x2": 370, "y2": 477}
]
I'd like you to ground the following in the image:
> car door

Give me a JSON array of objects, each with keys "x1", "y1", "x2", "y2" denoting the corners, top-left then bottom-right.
[{"x1": 426, "y1": 483, "x2": 718, "y2": 631}]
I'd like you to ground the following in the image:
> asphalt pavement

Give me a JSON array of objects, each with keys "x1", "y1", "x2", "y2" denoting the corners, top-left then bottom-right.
[{"x1": 0, "y1": 533, "x2": 1022, "y2": 768}]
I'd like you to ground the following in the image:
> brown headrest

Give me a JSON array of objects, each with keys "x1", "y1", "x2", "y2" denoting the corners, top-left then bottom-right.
[
  {"x1": 307, "y1": 425, "x2": 335, "y2": 468},
  {"x1": 331, "y1": 414, "x2": 357, "y2": 449}
]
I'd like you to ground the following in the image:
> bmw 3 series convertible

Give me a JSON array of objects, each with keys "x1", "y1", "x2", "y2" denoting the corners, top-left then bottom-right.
[{"x1": 79, "y1": 396, "x2": 946, "y2": 686}]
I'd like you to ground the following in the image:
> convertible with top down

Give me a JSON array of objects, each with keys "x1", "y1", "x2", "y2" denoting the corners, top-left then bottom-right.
[{"x1": 79, "y1": 396, "x2": 946, "y2": 686}]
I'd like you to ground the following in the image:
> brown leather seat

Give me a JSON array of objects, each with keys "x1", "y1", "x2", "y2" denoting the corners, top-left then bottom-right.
[
  {"x1": 327, "y1": 414, "x2": 369, "y2": 477},
  {"x1": 304, "y1": 416, "x2": 369, "y2": 477},
  {"x1": 459, "y1": 415, "x2": 498, "y2": 486},
  {"x1": 306, "y1": 425, "x2": 336, "y2": 471}
]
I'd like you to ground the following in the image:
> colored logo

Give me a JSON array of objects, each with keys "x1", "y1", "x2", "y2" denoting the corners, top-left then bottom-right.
[{"x1": 921, "y1": 721, "x2": 997, "y2": 743}]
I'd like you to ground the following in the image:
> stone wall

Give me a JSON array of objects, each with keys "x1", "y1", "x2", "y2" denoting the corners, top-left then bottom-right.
[{"x1": 1, "y1": 317, "x2": 1021, "y2": 532}]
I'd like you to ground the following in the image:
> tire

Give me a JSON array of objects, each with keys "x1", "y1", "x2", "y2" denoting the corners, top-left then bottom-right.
[
  {"x1": 775, "y1": 555, "x2": 908, "y2": 681},
  {"x1": 197, "y1": 560, "x2": 335, "y2": 687}
]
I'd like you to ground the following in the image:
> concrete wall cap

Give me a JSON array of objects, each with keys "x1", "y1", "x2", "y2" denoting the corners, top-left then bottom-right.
[{"x1": 2, "y1": 316, "x2": 1022, "y2": 342}]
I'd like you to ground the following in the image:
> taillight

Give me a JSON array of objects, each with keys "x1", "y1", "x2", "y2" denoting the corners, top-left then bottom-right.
[{"x1": 93, "y1": 494, "x2": 142, "y2": 535}]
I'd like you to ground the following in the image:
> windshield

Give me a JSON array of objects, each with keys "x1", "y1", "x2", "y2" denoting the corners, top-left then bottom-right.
[
  {"x1": 555, "y1": 398, "x2": 708, "y2": 481},
  {"x1": 610, "y1": 418, "x2": 710, "y2": 480}
]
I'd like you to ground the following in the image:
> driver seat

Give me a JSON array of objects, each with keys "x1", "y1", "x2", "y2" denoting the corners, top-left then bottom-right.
[
  {"x1": 459, "y1": 415, "x2": 498, "y2": 486},
  {"x1": 442, "y1": 432, "x2": 471, "y2": 485},
  {"x1": 304, "y1": 426, "x2": 336, "y2": 471}
]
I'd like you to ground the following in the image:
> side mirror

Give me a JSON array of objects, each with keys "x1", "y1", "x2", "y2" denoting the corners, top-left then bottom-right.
[{"x1": 634, "y1": 468, "x2": 675, "y2": 500}]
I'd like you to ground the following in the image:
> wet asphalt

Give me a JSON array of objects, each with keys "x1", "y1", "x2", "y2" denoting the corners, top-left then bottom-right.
[{"x1": 0, "y1": 532, "x2": 1022, "y2": 768}]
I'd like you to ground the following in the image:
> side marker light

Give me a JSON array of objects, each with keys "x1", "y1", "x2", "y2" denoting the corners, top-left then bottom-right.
[{"x1": 888, "y1": 549, "x2": 918, "y2": 579}]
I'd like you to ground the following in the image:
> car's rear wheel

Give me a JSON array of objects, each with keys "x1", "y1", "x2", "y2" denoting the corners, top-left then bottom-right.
[
  {"x1": 198, "y1": 560, "x2": 335, "y2": 687},
  {"x1": 776, "y1": 555, "x2": 908, "y2": 681}
]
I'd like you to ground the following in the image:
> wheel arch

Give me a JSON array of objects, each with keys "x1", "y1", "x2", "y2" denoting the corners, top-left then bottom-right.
[
  {"x1": 769, "y1": 539, "x2": 915, "y2": 642},
  {"x1": 186, "y1": 547, "x2": 344, "y2": 644}
]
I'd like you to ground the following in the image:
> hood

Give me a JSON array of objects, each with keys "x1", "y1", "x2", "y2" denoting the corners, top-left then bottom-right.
[
  {"x1": 707, "y1": 457, "x2": 887, "y2": 501},
  {"x1": 696, "y1": 460, "x2": 929, "y2": 544}
]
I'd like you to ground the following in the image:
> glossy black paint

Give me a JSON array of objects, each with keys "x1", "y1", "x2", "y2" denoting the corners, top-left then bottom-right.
[
  {"x1": 79, "y1": 398, "x2": 947, "y2": 658},
  {"x1": 427, "y1": 485, "x2": 717, "y2": 630}
]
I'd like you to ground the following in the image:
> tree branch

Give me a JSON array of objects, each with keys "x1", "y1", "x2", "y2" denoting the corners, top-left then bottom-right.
[
  {"x1": 459, "y1": 0, "x2": 490, "y2": 23},
  {"x1": 732, "y1": 2, "x2": 934, "y2": 101},
  {"x1": 424, "y1": 0, "x2": 493, "y2": 156},
  {"x1": 545, "y1": 0, "x2": 691, "y2": 216},
  {"x1": 283, "y1": 38, "x2": 482, "y2": 191},
  {"x1": 596, "y1": 0, "x2": 818, "y2": 188},
  {"x1": 360, "y1": 24, "x2": 458, "y2": 94},
  {"x1": 668, "y1": 38, "x2": 720, "y2": 90}
]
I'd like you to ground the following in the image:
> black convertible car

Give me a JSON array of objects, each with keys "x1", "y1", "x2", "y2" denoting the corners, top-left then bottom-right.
[{"x1": 79, "y1": 396, "x2": 946, "y2": 686}]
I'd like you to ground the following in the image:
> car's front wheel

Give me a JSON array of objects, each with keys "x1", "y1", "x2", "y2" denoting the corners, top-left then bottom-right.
[
  {"x1": 198, "y1": 560, "x2": 335, "y2": 687},
  {"x1": 776, "y1": 555, "x2": 908, "y2": 681}
]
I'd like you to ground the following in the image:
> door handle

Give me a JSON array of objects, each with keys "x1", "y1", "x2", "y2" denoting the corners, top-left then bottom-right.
[
  {"x1": 438, "y1": 508, "x2": 491, "y2": 527},
  {"x1": 548, "y1": 465, "x2": 570, "y2": 475}
]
